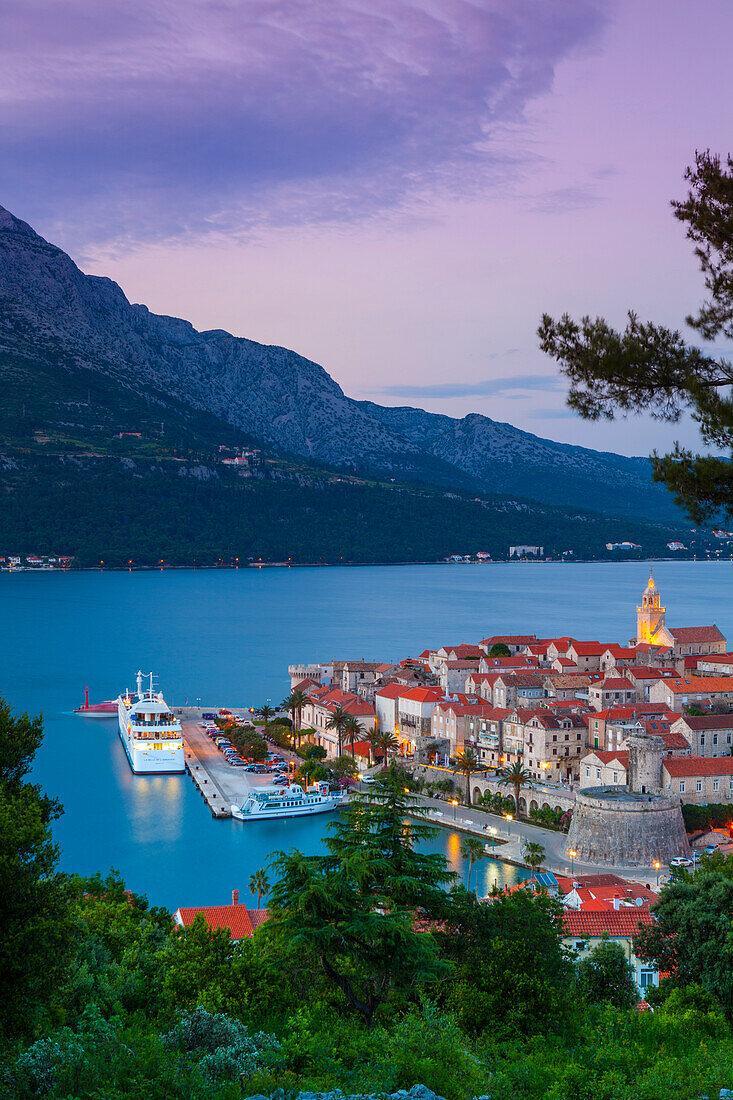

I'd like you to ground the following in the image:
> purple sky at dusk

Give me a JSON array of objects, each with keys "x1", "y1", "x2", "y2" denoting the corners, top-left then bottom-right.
[{"x1": 2, "y1": 0, "x2": 732, "y2": 456}]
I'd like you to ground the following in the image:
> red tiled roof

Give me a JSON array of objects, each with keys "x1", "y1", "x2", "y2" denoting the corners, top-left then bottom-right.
[
  {"x1": 481, "y1": 635, "x2": 537, "y2": 645},
  {"x1": 446, "y1": 644, "x2": 484, "y2": 659},
  {"x1": 667, "y1": 625, "x2": 726, "y2": 643},
  {"x1": 595, "y1": 677, "x2": 636, "y2": 691},
  {"x1": 292, "y1": 677, "x2": 320, "y2": 692},
  {"x1": 347, "y1": 740, "x2": 372, "y2": 756},
  {"x1": 661, "y1": 677, "x2": 733, "y2": 694},
  {"x1": 675, "y1": 714, "x2": 733, "y2": 730},
  {"x1": 696, "y1": 653, "x2": 733, "y2": 665},
  {"x1": 655, "y1": 727, "x2": 691, "y2": 751},
  {"x1": 443, "y1": 659, "x2": 481, "y2": 669},
  {"x1": 481, "y1": 656, "x2": 540, "y2": 668},
  {"x1": 497, "y1": 672, "x2": 543, "y2": 687},
  {"x1": 603, "y1": 645, "x2": 637, "y2": 658},
  {"x1": 398, "y1": 686, "x2": 445, "y2": 703},
  {"x1": 569, "y1": 884, "x2": 658, "y2": 909},
  {"x1": 663, "y1": 756, "x2": 733, "y2": 777},
  {"x1": 587, "y1": 750, "x2": 630, "y2": 766},
  {"x1": 592, "y1": 704, "x2": 672, "y2": 720},
  {"x1": 569, "y1": 642, "x2": 609, "y2": 656},
  {"x1": 375, "y1": 683, "x2": 404, "y2": 700},
  {"x1": 562, "y1": 909, "x2": 654, "y2": 937},
  {"x1": 175, "y1": 904, "x2": 270, "y2": 939},
  {"x1": 626, "y1": 666, "x2": 677, "y2": 679}
]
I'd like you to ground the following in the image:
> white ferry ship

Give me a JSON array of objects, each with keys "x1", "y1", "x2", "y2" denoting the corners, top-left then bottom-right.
[
  {"x1": 231, "y1": 781, "x2": 347, "y2": 821},
  {"x1": 117, "y1": 671, "x2": 184, "y2": 774}
]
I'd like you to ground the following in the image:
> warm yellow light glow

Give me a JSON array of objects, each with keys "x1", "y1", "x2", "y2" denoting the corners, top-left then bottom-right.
[
  {"x1": 654, "y1": 860, "x2": 661, "y2": 869},
  {"x1": 451, "y1": 799, "x2": 459, "y2": 806},
  {"x1": 505, "y1": 814, "x2": 513, "y2": 821},
  {"x1": 569, "y1": 849, "x2": 577, "y2": 858}
]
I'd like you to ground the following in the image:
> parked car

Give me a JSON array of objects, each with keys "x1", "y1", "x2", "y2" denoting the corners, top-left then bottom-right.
[
  {"x1": 360, "y1": 776, "x2": 376, "y2": 785},
  {"x1": 669, "y1": 856, "x2": 693, "y2": 867},
  {"x1": 703, "y1": 844, "x2": 721, "y2": 854}
]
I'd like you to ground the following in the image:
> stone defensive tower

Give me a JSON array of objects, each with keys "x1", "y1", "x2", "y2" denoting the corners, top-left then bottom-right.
[
  {"x1": 567, "y1": 733, "x2": 689, "y2": 867},
  {"x1": 628, "y1": 732, "x2": 664, "y2": 794}
]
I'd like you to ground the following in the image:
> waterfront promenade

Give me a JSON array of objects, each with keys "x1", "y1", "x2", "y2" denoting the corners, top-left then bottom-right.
[{"x1": 409, "y1": 790, "x2": 669, "y2": 887}]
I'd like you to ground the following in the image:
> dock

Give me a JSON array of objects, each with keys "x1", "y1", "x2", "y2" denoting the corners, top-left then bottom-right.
[{"x1": 179, "y1": 714, "x2": 299, "y2": 820}]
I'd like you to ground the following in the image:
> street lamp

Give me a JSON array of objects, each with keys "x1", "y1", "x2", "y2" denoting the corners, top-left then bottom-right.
[
  {"x1": 505, "y1": 813, "x2": 513, "y2": 837},
  {"x1": 452, "y1": 799, "x2": 459, "y2": 821},
  {"x1": 654, "y1": 860, "x2": 661, "y2": 887},
  {"x1": 488, "y1": 826, "x2": 498, "y2": 850},
  {"x1": 569, "y1": 848, "x2": 577, "y2": 877}
]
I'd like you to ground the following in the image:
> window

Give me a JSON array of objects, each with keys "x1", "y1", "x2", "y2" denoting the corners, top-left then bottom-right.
[
  {"x1": 585, "y1": 766, "x2": 590, "y2": 777},
  {"x1": 596, "y1": 768, "x2": 601, "y2": 779},
  {"x1": 696, "y1": 780, "x2": 702, "y2": 792},
  {"x1": 612, "y1": 771, "x2": 618, "y2": 783},
  {"x1": 714, "y1": 734, "x2": 719, "y2": 746},
  {"x1": 714, "y1": 779, "x2": 720, "y2": 792},
  {"x1": 679, "y1": 781, "x2": 686, "y2": 793},
  {"x1": 639, "y1": 969, "x2": 657, "y2": 990},
  {"x1": 575, "y1": 941, "x2": 587, "y2": 952},
  {"x1": 701, "y1": 734, "x2": 705, "y2": 747}
]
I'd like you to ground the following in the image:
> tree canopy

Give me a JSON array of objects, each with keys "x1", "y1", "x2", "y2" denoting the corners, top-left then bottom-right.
[{"x1": 539, "y1": 150, "x2": 733, "y2": 521}]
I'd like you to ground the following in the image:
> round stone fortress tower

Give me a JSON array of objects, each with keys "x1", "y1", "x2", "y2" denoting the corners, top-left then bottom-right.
[{"x1": 567, "y1": 733, "x2": 690, "y2": 867}]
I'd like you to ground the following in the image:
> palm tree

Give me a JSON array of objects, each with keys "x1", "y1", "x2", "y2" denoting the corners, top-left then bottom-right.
[
  {"x1": 461, "y1": 836, "x2": 486, "y2": 892},
  {"x1": 497, "y1": 761, "x2": 533, "y2": 818},
  {"x1": 453, "y1": 746, "x2": 483, "y2": 805},
  {"x1": 282, "y1": 689, "x2": 308, "y2": 746},
  {"x1": 258, "y1": 704, "x2": 274, "y2": 735},
  {"x1": 342, "y1": 713, "x2": 362, "y2": 759},
  {"x1": 366, "y1": 726, "x2": 383, "y2": 766},
  {"x1": 326, "y1": 704, "x2": 349, "y2": 756},
  {"x1": 375, "y1": 729, "x2": 399, "y2": 765},
  {"x1": 522, "y1": 840, "x2": 546, "y2": 876},
  {"x1": 248, "y1": 868, "x2": 271, "y2": 909}
]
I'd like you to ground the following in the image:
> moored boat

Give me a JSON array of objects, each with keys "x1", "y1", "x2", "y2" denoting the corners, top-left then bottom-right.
[
  {"x1": 117, "y1": 671, "x2": 184, "y2": 774},
  {"x1": 231, "y1": 780, "x2": 347, "y2": 820},
  {"x1": 74, "y1": 686, "x2": 118, "y2": 717}
]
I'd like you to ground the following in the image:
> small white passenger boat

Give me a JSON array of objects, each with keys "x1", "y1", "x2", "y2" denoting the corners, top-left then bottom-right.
[{"x1": 231, "y1": 781, "x2": 347, "y2": 821}]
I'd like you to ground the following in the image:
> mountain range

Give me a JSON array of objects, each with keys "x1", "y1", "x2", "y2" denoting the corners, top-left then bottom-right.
[{"x1": 0, "y1": 204, "x2": 683, "y2": 525}]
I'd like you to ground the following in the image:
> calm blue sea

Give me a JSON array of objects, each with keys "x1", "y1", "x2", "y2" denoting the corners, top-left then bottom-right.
[{"x1": 3, "y1": 560, "x2": 731, "y2": 909}]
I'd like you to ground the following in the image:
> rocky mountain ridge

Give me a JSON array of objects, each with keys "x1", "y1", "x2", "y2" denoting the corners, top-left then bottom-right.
[{"x1": 0, "y1": 204, "x2": 681, "y2": 519}]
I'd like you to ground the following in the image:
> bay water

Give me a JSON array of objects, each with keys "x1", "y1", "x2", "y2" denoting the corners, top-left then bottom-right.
[{"x1": 4, "y1": 560, "x2": 731, "y2": 909}]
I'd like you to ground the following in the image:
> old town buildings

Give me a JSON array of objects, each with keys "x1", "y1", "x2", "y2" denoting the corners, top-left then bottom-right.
[{"x1": 289, "y1": 574, "x2": 732, "y2": 784}]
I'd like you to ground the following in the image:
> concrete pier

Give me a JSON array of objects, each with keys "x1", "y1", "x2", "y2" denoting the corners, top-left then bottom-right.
[{"x1": 180, "y1": 718, "x2": 299, "y2": 820}]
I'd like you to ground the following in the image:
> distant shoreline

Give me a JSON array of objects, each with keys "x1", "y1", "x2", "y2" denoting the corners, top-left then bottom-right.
[{"x1": 0, "y1": 556, "x2": 720, "y2": 575}]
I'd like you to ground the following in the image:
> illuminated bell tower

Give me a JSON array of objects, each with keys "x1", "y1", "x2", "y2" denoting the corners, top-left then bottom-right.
[{"x1": 636, "y1": 572, "x2": 666, "y2": 644}]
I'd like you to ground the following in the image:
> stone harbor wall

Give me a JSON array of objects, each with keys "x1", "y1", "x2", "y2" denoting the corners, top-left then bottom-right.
[
  {"x1": 567, "y1": 787, "x2": 690, "y2": 866},
  {"x1": 409, "y1": 763, "x2": 575, "y2": 813}
]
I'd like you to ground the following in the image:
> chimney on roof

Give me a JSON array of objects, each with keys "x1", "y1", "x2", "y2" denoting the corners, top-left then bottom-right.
[
  {"x1": 232, "y1": 889, "x2": 239, "y2": 906},
  {"x1": 612, "y1": 894, "x2": 620, "y2": 910}
]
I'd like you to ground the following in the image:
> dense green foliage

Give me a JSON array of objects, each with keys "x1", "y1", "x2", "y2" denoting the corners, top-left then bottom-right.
[
  {"x1": 634, "y1": 852, "x2": 733, "y2": 1014},
  {"x1": 576, "y1": 936, "x2": 640, "y2": 1010},
  {"x1": 540, "y1": 150, "x2": 733, "y2": 521},
  {"x1": 6, "y1": 713, "x2": 733, "y2": 1099},
  {"x1": 681, "y1": 800, "x2": 733, "y2": 832},
  {"x1": 0, "y1": 703, "x2": 76, "y2": 1043}
]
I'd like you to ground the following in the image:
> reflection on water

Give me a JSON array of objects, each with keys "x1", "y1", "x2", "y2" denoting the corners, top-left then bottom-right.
[{"x1": 4, "y1": 561, "x2": 728, "y2": 908}]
